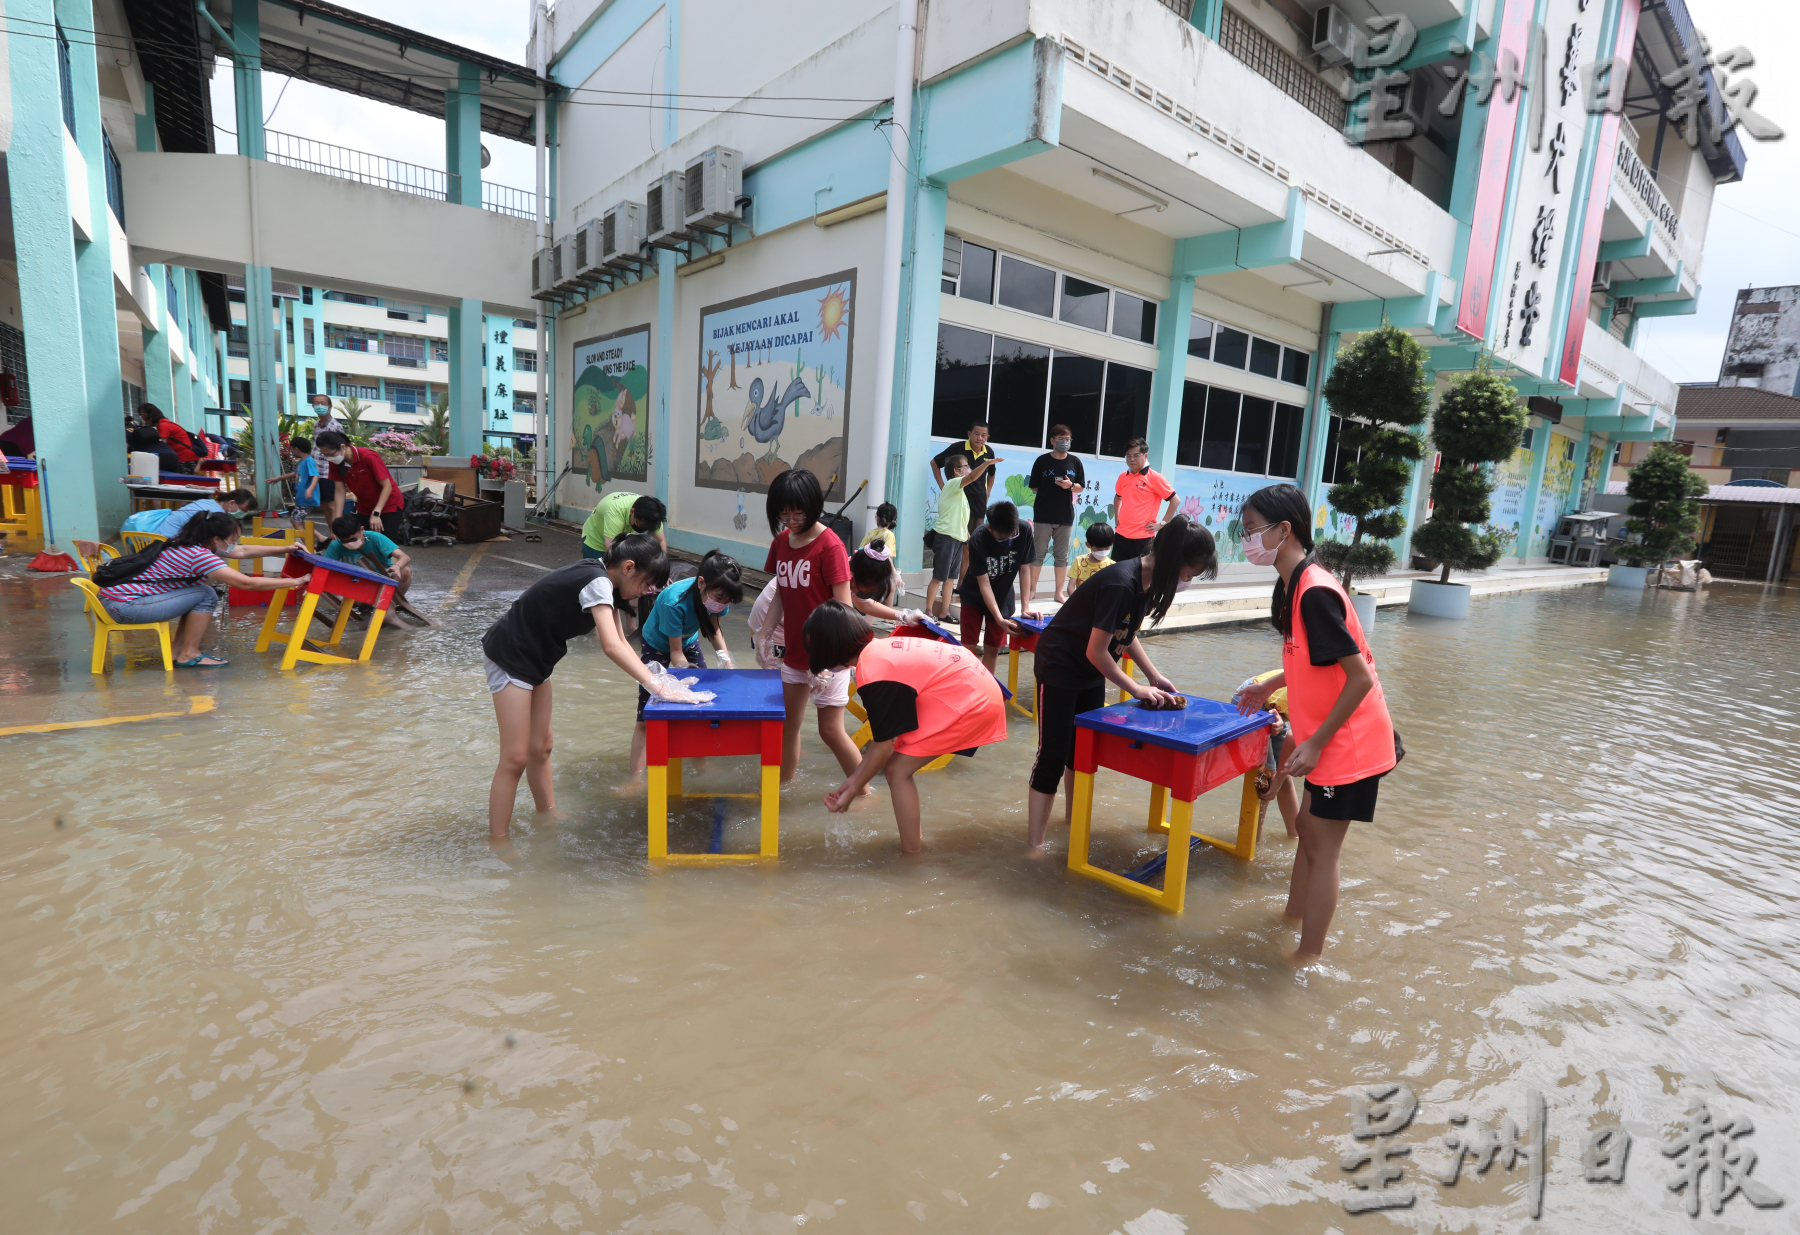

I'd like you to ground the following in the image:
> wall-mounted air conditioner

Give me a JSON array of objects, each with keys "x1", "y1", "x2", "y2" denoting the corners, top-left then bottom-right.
[
  {"x1": 683, "y1": 146, "x2": 743, "y2": 229},
  {"x1": 1312, "y1": 5, "x2": 1357, "y2": 68},
  {"x1": 601, "y1": 201, "x2": 646, "y2": 267},
  {"x1": 531, "y1": 247, "x2": 559, "y2": 299},
  {"x1": 645, "y1": 171, "x2": 689, "y2": 246},
  {"x1": 573, "y1": 219, "x2": 610, "y2": 283},
  {"x1": 553, "y1": 234, "x2": 582, "y2": 290}
]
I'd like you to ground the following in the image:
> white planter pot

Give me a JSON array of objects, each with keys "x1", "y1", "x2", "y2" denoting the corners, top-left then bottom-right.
[
  {"x1": 1408, "y1": 579, "x2": 1471, "y2": 619},
  {"x1": 1607, "y1": 564, "x2": 1651, "y2": 589},
  {"x1": 1350, "y1": 591, "x2": 1379, "y2": 632}
]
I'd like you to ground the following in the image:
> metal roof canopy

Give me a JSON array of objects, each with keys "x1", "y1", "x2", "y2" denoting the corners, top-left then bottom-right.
[{"x1": 211, "y1": 0, "x2": 550, "y2": 144}]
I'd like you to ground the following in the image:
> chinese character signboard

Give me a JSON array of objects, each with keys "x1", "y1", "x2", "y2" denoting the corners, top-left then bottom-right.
[
  {"x1": 571, "y1": 324, "x2": 651, "y2": 484},
  {"x1": 1456, "y1": 0, "x2": 1535, "y2": 338},
  {"x1": 695, "y1": 271, "x2": 855, "y2": 499}
]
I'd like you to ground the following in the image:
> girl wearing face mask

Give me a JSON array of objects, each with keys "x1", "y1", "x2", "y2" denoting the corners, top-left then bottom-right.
[
  {"x1": 625, "y1": 549, "x2": 745, "y2": 780},
  {"x1": 1233, "y1": 483, "x2": 1396, "y2": 966}
]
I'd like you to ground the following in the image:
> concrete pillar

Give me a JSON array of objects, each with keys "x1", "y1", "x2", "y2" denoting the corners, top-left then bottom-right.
[
  {"x1": 1146, "y1": 275, "x2": 1196, "y2": 478},
  {"x1": 445, "y1": 63, "x2": 483, "y2": 207},
  {"x1": 447, "y1": 300, "x2": 484, "y2": 455},
  {"x1": 1300, "y1": 328, "x2": 1342, "y2": 509},
  {"x1": 135, "y1": 81, "x2": 158, "y2": 152},
  {"x1": 144, "y1": 264, "x2": 175, "y2": 416},
  {"x1": 892, "y1": 182, "x2": 950, "y2": 574},
  {"x1": 225, "y1": 0, "x2": 281, "y2": 494},
  {"x1": 1516, "y1": 417, "x2": 1552, "y2": 560},
  {"x1": 655, "y1": 249, "x2": 676, "y2": 503}
]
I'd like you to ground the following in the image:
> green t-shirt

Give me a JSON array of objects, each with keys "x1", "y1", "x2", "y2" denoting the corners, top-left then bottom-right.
[
  {"x1": 934, "y1": 475, "x2": 972, "y2": 542},
  {"x1": 323, "y1": 530, "x2": 398, "y2": 570},
  {"x1": 582, "y1": 490, "x2": 660, "y2": 551}
]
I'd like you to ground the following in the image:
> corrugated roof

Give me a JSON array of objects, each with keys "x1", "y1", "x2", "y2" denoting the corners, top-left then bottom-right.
[
  {"x1": 1606, "y1": 481, "x2": 1800, "y2": 504},
  {"x1": 1674, "y1": 383, "x2": 1800, "y2": 423}
]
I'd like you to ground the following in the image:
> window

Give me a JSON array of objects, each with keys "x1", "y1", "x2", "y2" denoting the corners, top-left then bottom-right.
[
  {"x1": 513, "y1": 317, "x2": 535, "y2": 329},
  {"x1": 1176, "y1": 382, "x2": 1304, "y2": 478},
  {"x1": 333, "y1": 377, "x2": 379, "y2": 400},
  {"x1": 1521, "y1": 426, "x2": 1535, "y2": 450},
  {"x1": 384, "y1": 334, "x2": 427, "y2": 367},
  {"x1": 432, "y1": 340, "x2": 449, "y2": 362},
  {"x1": 164, "y1": 269, "x2": 181, "y2": 323},
  {"x1": 325, "y1": 326, "x2": 375, "y2": 352},
  {"x1": 988, "y1": 338, "x2": 1051, "y2": 449},
  {"x1": 326, "y1": 292, "x2": 380, "y2": 306},
  {"x1": 1200, "y1": 387, "x2": 1238, "y2": 470},
  {"x1": 0, "y1": 321, "x2": 33, "y2": 415},
  {"x1": 1249, "y1": 337, "x2": 1281, "y2": 380},
  {"x1": 285, "y1": 318, "x2": 295, "y2": 346},
  {"x1": 302, "y1": 286, "x2": 314, "y2": 305},
  {"x1": 1099, "y1": 364, "x2": 1153, "y2": 458},
  {"x1": 958, "y1": 242, "x2": 996, "y2": 304},
  {"x1": 305, "y1": 372, "x2": 317, "y2": 396},
  {"x1": 1187, "y1": 315, "x2": 1214, "y2": 360},
  {"x1": 1280, "y1": 347, "x2": 1311, "y2": 387},
  {"x1": 931, "y1": 324, "x2": 994, "y2": 440},
  {"x1": 227, "y1": 324, "x2": 249, "y2": 358},
  {"x1": 303, "y1": 321, "x2": 315, "y2": 355},
  {"x1": 1213, "y1": 326, "x2": 1250, "y2": 369},
  {"x1": 387, "y1": 381, "x2": 426, "y2": 411},
  {"x1": 998, "y1": 256, "x2": 1057, "y2": 317},
  {"x1": 514, "y1": 394, "x2": 537, "y2": 414},
  {"x1": 1059, "y1": 275, "x2": 1110, "y2": 331},
  {"x1": 1236, "y1": 397, "x2": 1274, "y2": 472},
  {"x1": 1048, "y1": 354, "x2": 1104, "y2": 454},
  {"x1": 57, "y1": 23, "x2": 75, "y2": 136},
  {"x1": 229, "y1": 379, "x2": 250, "y2": 408},
  {"x1": 1187, "y1": 315, "x2": 1313, "y2": 387},
  {"x1": 1176, "y1": 382, "x2": 1207, "y2": 466},
  {"x1": 1322, "y1": 414, "x2": 1363, "y2": 485},
  {"x1": 1114, "y1": 293, "x2": 1156, "y2": 345},
  {"x1": 1268, "y1": 404, "x2": 1303, "y2": 478},
  {"x1": 103, "y1": 132, "x2": 126, "y2": 226},
  {"x1": 514, "y1": 348, "x2": 538, "y2": 373}
]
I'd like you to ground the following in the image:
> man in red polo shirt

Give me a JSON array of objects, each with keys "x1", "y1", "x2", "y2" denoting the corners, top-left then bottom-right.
[
  {"x1": 1111, "y1": 437, "x2": 1179, "y2": 562},
  {"x1": 138, "y1": 405, "x2": 198, "y2": 467},
  {"x1": 315, "y1": 430, "x2": 404, "y2": 534}
]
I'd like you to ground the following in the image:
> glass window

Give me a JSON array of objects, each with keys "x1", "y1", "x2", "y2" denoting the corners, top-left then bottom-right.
[
  {"x1": 1249, "y1": 337, "x2": 1281, "y2": 379},
  {"x1": 931, "y1": 324, "x2": 993, "y2": 439},
  {"x1": 1113, "y1": 293, "x2": 1157, "y2": 345},
  {"x1": 1213, "y1": 326, "x2": 1249, "y2": 369},
  {"x1": 1187, "y1": 315, "x2": 1214, "y2": 360},
  {"x1": 1201, "y1": 387, "x2": 1239, "y2": 470},
  {"x1": 1099, "y1": 363, "x2": 1154, "y2": 457},
  {"x1": 998, "y1": 256, "x2": 1056, "y2": 317},
  {"x1": 941, "y1": 279, "x2": 956, "y2": 294},
  {"x1": 1059, "y1": 275, "x2": 1110, "y2": 331},
  {"x1": 959, "y1": 242, "x2": 996, "y2": 304},
  {"x1": 1048, "y1": 353, "x2": 1104, "y2": 455},
  {"x1": 1269, "y1": 403, "x2": 1304, "y2": 477},
  {"x1": 988, "y1": 336, "x2": 1052, "y2": 448},
  {"x1": 1236, "y1": 396, "x2": 1273, "y2": 473},
  {"x1": 1281, "y1": 347, "x2": 1311, "y2": 387},
  {"x1": 1177, "y1": 381, "x2": 1207, "y2": 467}
]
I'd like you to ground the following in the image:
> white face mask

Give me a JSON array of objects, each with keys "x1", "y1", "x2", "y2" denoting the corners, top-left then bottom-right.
[
  {"x1": 1244, "y1": 525, "x2": 1286, "y2": 566},
  {"x1": 322, "y1": 453, "x2": 346, "y2": 465}
]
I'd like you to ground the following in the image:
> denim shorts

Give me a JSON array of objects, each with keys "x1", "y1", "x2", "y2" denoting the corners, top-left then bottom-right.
[{"x1": 103, "y1": 584, "x2": 218, "y2": 625}]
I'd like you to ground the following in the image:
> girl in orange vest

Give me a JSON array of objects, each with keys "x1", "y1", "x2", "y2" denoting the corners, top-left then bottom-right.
[
  {"x1": 1234, "y1": 483, "x2": 1396, "y2": 964},
  {"x1": 804, "y1": 601, "x2": 1009, "y2": 854}
]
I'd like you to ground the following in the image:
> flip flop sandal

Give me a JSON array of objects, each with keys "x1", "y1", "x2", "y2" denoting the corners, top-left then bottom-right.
[
  {"x1": 525, "y1": 534, "x2": 542, "y2": 542},
  {"x1": 175, "y1": 655, "x2": 229, "y2": 668}
]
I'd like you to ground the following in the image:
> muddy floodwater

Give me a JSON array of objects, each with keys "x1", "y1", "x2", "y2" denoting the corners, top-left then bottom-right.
[{"x1": 3, "y1": 552, "x2": 1798, "y2": 1233}]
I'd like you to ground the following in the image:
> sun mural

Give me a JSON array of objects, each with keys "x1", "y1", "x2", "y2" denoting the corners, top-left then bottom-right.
[{"x1": 817, "y1": 286, "x2": 849, "y2": 341}]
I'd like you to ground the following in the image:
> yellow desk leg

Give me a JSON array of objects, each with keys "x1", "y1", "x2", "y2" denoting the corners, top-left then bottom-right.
[
  {"x1": 255, "y1": 591, "x2": 287, "y2": 652},
  {"x1": 325, "y1": 596, "x2": 356, "y2": 648},
  {"x1": 355, "y1": 607, "x2": 388, "y2": 662},
  {"x1": 1067, "y1": 770, "x2": 1096, "y2": 867},
  {"x1": 1160, "y1": 797, "x2": 1194, "y2": 914},
  {"x1": 1195, "y1": 772, "x2": 1263, "y2": 862},
  {"x1": 280, "y1": 593, "x2": 324, "y2": 671},
  {"x1": 667, "y1": 757, "x2": 683, "y2": 798},
  {"x1": 846, "y1": 696, "x2": 868, "y2": 724},
  {"x1": 647, "y1": 765, "x2": 669, "y2": 860},
  {"x1": 759, "y1": 764, "x2": 780, "y2": 857},
  {"x1": 1147, "y1": 784, "x2": 1169, "y2": 834}
]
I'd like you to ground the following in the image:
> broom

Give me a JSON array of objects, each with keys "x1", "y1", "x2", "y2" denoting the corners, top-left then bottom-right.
[{"x1": 26, "y1": 458, "x2": 79, "y2": 572}]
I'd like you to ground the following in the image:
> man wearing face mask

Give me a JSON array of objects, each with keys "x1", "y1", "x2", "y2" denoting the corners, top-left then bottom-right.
[
  {"x1": 314, "y1": 430, "x2": 404, "y2": 537},
  {"x1": 1024, "y1": 425, "x2": 1085, "y2": 603}
]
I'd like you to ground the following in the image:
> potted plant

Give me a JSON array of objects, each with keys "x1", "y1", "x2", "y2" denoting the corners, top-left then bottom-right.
[
  {"x1": 371, "y1": 430, "x2": 426, "y2": 490},
  {"x1": 1409, "y1": 367, "x2": 1529, "y2": 618},
  {"x1": 1611, "y1": 441, "x2": 1706, "y2": 589},
  {"x1": 1315, "y1": 323, "x2": 1432, "y2": 629}
]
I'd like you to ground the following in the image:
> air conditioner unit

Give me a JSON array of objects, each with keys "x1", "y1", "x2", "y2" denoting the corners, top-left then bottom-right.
[
  {"x1": 531, "y1": 247, "x2": 559, "y2": 299},
  {"x1": 683, "y1": 146, "x2": 743, "y2": 228},
  {"x1": 601, "y1": 201, "x2": 647, "y2": 267},
  {"x1": 1312, "y1": 5, "x2": 1357, "y2": 68},
  {"x1": 645, "y1": 171, "x2": 689, "y2": 246},
  {"x1": 1400, "y1": 72, "x2": 1435, "y2": 133},
  {"x1": 572, "y1": 219, "x2": 610, "y2": 283},
  {"x1": 553, "y1": 234, "x2": 582, "y2": 290}
]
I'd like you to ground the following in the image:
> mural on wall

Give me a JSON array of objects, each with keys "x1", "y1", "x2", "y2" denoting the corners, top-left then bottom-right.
[
  {"x1": 1491, "y1": 445, "x2": 1536, "y2": 542},
  {"x1": 570, "y1": 325, "x2": 651, "y2": 484},
  {"x1": 1529, "y1": 434, "x2": 1580, "y2": 557},
  {"x1": 1580, "y1": 438, "x2": 1608, "y2": 510},
  {"x1": 695, "y1": 271, "x2": 855, "y2": 499}
]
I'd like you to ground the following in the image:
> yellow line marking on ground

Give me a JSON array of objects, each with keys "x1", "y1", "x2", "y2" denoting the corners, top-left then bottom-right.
[
  {"x1": 0, "y1": 695, "x2": 216, "y2": 737},
  {"x1": 446, "y1": 543, "x2": 490, "y2": 606}
]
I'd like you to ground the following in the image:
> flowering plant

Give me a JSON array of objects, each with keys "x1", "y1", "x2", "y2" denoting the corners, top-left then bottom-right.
[
  {"x1": 471, "y1": 452, "x2": 519, "y2": 482},
  {"x1": 370, "y1": 430, "x2": 423, "y2": 464}
]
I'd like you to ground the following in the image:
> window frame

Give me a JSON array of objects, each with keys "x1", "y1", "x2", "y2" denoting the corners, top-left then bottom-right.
[
  {"x1": 942, "y1": 235, "x2": 1159, "y2": 348},
  {"x1": 1187, "y1": 312, "x2": 1314, "y2": 389},
  {"x1": 1175, "y1": 378, "x2": 1308, "y2": 480}
]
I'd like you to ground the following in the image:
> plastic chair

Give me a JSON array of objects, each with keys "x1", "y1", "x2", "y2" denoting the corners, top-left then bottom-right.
[
  {"x1": 120, "y1": 530, "x2": 167, "y2": 553},
  {"x1": 72, "y1": 540, "x2": 119, "y2": 573},
  {"x1": 69, "y1": 578, "x2": 174, "y2": 673}
]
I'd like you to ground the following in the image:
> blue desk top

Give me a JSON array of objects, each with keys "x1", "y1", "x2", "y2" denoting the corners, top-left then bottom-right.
[
  {"x1": 1012, "y1": 614, "x2": 1049, "y2": 636},
  {"x1": 1075, "y1": 694, "x2": 1274, "y2": 755},
  {"x1": 916, "y1": 616, "x2": 962, "y2": 645},
  {"x1": 291, "y1": 547, "x2": 398, "y2": 588},
  {"x1": 643, "y1": 668, "x2": 786, "y2": 721},
  {"x1": 3, "y1": 457, "x2": 36, "y2": 473}
]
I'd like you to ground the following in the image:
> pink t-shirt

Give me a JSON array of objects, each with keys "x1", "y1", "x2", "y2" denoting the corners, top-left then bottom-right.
[
  {"x1": 763, "y1": 527, "x2": 851, "y2": 671},
  {"x1": 1114, "y1": 466, "x2": 1175, "y2": 540}
]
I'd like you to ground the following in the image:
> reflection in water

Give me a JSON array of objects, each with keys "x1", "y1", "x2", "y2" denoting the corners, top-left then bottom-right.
[{"x1": 2, "y1": 578, "x2": 1798, "y2": 1232}]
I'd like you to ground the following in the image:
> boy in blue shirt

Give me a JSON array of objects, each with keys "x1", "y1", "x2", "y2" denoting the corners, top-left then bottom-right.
[
  {"x1": 291, "y1": 436, "x2": 332, "y2": 517},
  {"x1": 323, "y1": 514, "x2": 412, "y2": 597}
]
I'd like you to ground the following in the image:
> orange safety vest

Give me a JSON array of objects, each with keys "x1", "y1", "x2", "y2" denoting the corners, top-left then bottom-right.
[
  {"x1": 1281, "y1": 563, "x2": 1396, "y2": 786},
  {"x1": 856, "y1": 637, "x2": 1008, "y2": 758}
]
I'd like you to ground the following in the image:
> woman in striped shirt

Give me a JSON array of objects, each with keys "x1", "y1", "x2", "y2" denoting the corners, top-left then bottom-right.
[{"x1": 98, "y1": 511, "x2": 309, "y2": 667}]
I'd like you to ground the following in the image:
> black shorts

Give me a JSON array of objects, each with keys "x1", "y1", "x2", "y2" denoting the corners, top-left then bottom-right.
[
  {"x1": 1029, "y1": 678, "x2": 1109, "y2": 795},
  {"x1": 1111, "y1": 534, "x2": 1152, "y2": 562},
  {"x1": 1304, "y1": 773, "x2": 1383, "y2": 822}
]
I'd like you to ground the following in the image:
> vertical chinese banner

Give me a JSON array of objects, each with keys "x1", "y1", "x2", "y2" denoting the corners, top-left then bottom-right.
[
  {"x1": 1456, "y1": 0, "x2": 1536, "y2": 339},
  {"x1": 1559, "y1": 0, "x2": 1644, "y2": 386}
]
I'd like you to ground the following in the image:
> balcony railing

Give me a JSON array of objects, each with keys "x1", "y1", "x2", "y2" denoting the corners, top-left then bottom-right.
[
  {"x1": 1217, "y1": 7, "x2": 1346, "y2": 131},
  {"x1": 264, "y1": 130, "x2": 537, "y2": 221}
]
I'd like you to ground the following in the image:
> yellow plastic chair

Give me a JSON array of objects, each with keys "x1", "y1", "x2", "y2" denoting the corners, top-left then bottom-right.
[
  {"x1": 72, "y1": 540, "x2": 119, "y2": 573},
  {"x1": 120, "y1": 530, "x2": 167, "y2": 553},
  {"x1": 69, "y1": 578, "x2": 174, "y2": 673}
]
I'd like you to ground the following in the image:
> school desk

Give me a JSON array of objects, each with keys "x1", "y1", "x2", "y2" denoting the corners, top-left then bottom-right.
[
  {"x1": 0, "y1": 458, "x2": 42, "y2": 551},
  {"x1": 228, "y1": 523, "x2": 317, "y2": 607},
  {"x1": 253, "y1": 548, "x2": 398, "y2": 669},
  {"x1": 1068, "y1": 696, "x2": 1276, "y2": 913},
  {"x1": 1004, "y1": 613, "x2": 1049, "y2": 721},
  {"x1": 642, "y1": 668, "x2": 786, "y2": 865}
]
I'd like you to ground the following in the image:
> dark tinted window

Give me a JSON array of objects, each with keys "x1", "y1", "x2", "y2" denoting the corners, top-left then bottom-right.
[
  {"x1": 959, "y1": 242, "x2": 996, "y2": 304},
  {"x1": 931, "y1": 324, "x2": 991, "y2": 439},
  {"x1": 1201, "y1": 387, "x2": 1239, "y2": 470},
  {"x1": 1176, "y1": 381, "x2": 1208, "y2": 467},
  {"x1": 1236, "y1": 396, "x2": 1273, "y2": 473},
  {"x1": 1281, "y1": 347, "x2": 1311, "y2": 386},
  {"x1": 1213, "y1": 326, "x2": 1249, "y2": 369},
  {"x1": 1048, "y1": 353, "x2": 1104, "y2": 455},
  {"x1": 1269, "y1": 403, "x2": 1304, "y2": 477},
  {"x1": 1249, "y1": 337, "x2": 1281, "y2": 379},
  {"x1": 988, "y1": 336, "x2": 1051, "y2": 449},
  {"x1": 1113, "y1": 293, "x2": 1157, "y2": 344},
  {"x1": 998, "y1": 256, "x2": 1055, "y2": 316},
  {"x1": 941, "y1": 279, "x2": 955, "y2": 293},
  {"x1": 1059, "y1": 275, "x2": 1110, "y2": 331},
  {"x1": 1099, "y1": 363, "x2": 1154, "y2": 457},
  {"x1": 1187, "y1": 315, "x2": 1213, "y2": 360}
]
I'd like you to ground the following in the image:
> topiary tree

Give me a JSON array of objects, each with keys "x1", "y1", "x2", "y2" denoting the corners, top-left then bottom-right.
[
  {"x1": 1618, "y1": 441, "x2": 1706, "y2": 568},
  {"x1": 1411, "y1": 367, "x2": 1529, "y2": 584},
  {"x1": 1315, "y1": 323, "x2": 1432, "y2": 588}
]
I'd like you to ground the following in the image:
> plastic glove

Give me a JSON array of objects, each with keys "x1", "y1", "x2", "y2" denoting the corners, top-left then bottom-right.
[
  {"x1": 646, "y1": 663, "x2": 716, "y2": 705},
  {"x1": 811, "y1": 668, "x2": 836, "y2": 692},
  {"x1": 718, "y1": 650, "x2": 735, "y2": 669},
  {"x1": 899, "y1": 608, "x2": 928, "y2": 627}
]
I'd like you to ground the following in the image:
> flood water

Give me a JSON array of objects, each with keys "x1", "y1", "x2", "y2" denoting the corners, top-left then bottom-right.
[{"x1": 3, "y1": 555, "x2": 1798, "y2": 1234}]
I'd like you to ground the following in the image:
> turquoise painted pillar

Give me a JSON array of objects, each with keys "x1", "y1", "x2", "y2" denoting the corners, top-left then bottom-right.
[
  {"x1": 1146, "y1": 275, "x2": 1195, "y2": 478},
  {"x1": 136, "y1": 81, "x2": 157, "y2": 152},
  {"x1": 9, "y1": 0, "x2": 101, "y2": 539},
  {"x1": 447, "y1": 300, "x2": 485, "y2": 456},
  {"x1": 225, "y1": 0, "x2": 281, "y2": 495},
  {"x1": 1300, "y1": 329, "x2": 1342, "y2": 509},
  {"x1": 655, "y1": 249, "x2": 677, "y2": 503},
  {"x1": 445, "y1": 63, "x2": 483, "y2": 207},
  {"x1": 893, "y1": 182, "x2": 950, "y2": 575},
  {"x1": 445, "y1": 66, "x2": 485, "y2": 455},
  {"x1": 144, "y1": 264, "x2": 175, "y2": 416},
  {"x1": 1516, "y1": 417, "x2": 1552, "y2": 560}
]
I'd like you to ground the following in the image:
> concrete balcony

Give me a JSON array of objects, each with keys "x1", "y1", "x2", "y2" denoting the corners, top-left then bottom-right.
[
  {"x1": 323, "y1": 345, "x2": 450, "y2": 384},
  {"x1": 1599, "y1": 135, "x2": 1700, "y2": 306},
  {"x1": 1578, "y1": 324, "x2": 1678, "y2": 422}
]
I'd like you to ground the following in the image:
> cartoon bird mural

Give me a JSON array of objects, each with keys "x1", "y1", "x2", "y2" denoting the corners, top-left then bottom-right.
[{"x1": 741, "y1": 374, "x2": 811, "y2": 460}]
